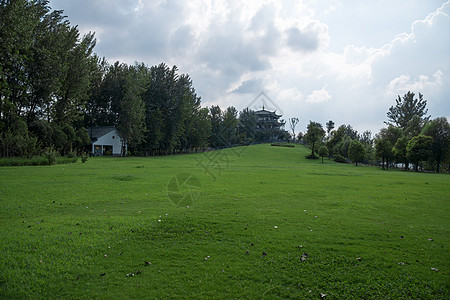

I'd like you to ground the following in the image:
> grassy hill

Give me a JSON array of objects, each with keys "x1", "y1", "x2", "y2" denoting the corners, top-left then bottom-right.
[{"x1": 0, "y1": 144, "x2": 448, "y2": 298}]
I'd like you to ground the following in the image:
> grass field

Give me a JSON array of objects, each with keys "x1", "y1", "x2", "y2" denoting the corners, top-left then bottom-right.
[{"x1": 0, "y1": 144, "x2": 448, "y2": 299}]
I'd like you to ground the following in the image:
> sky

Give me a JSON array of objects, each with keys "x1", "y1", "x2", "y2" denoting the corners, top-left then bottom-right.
[{"x1": 49, "y1": 0, "x2": 450, "y2": 135}]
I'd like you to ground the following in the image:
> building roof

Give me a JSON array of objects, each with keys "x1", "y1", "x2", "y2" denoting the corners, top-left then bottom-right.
[
  {"x1": 87, "y1": 126, "x2": 117, "y2": 141},
  {"x1": 255, "y1": 109, "x2": 282, "y2": 118}
]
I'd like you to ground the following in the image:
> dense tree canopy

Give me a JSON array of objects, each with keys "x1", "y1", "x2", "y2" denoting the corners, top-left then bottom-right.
[{"x1": 421, "y1": 117, "x2": 450, "y2": 173}]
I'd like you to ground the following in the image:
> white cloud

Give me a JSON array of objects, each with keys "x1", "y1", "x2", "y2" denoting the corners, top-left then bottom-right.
[
  {"x1": 306, "y1": 88, "x2": 331, "y2": 103},
  {"x1": 48, "y1": 0, "x2": 450, "y2": 134},
  {"x1": 386, "y1": 70, "x2": 444, "y2": 96}
]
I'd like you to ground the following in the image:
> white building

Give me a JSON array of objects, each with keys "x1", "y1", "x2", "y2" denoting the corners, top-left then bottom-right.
[{"x1": 87, "y1": 127, "x2": 126, "y2": 156}]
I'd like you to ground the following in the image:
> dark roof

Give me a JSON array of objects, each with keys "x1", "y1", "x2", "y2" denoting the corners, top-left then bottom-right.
[
  {"x1": 87, "y1": 126, "x2": 116, "y2": 140},
  {"x1": 255, "y1": 109, "x2": 282, "y2": 118}
]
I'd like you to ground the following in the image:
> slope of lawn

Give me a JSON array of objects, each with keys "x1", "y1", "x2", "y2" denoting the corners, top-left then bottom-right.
[{"x1": 0, "y1": 144, "x2": 448, "y2": 299}]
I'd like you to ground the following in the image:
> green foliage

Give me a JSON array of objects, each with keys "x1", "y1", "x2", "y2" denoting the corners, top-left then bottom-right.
[
  {"x1": 333, "y1": 154, "x2": 347, "y2": 163},
  {"x1": 0, "y1": 0, "x2": 96, "y2": 157},
  {"x1": 271, "y1": 143, "x2": 295, "y2": 147},
  {"x1": 238, "y1": 108, "x2": 257, "y2": 143},
  {"x1": 348, "y1": 140, "x2": 365, "y2": 166},
  {"x1": 318, "y1": 145, "x2": 329, "y2": 163},
  {"x1": 326, "y1": 120, "x2": 335, "y2": 136},
  {"x1": 375, "y1": 125, "x2": 402, "y2": 170},
  {"x1": 387, "y1": 91, "x2": 429, "y2": 129},
  {"x1": 67, "y1": 148, "x2": 78, "y2": 158},
  {"x1": 44, "y1": 147, "x2": 58, "y2": 165},
  {"x1": 326, "y1": 124, "x2": 358, "y2": 157},
  {"x1": 81, "y1": 152, "x2": 89, "y2": 163},
  {"x1": 407, "y1": 134, "x2": 433, "y2": 171},
  {"x1": 304, "y1": 121, "x2": 325, "y2": 156},
  {"x1": 421, "y1": 117, "x2": 450, "y2": 173},
  {"x1": 393, "y1": 136, "x2": 410, "y2": 169}
]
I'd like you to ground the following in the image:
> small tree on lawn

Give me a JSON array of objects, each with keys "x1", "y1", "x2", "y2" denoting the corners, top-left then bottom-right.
[
  {"x1": 304, "y1": 121, "x2": 325, "y2": 158},
  {"x1": 318, "y1": 146, "x2": 329, "y2": 163},
  {"x1": 348, "y1": 140, "x2": 365, "y2": 166}
]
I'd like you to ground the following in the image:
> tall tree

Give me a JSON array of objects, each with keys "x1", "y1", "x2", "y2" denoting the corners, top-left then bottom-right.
[
  {"x1": 421, "y1": 117, "x2": 450, "y2": 173},
  {"x1": 326, "y1": 120, "x2": 335, "y2": 137},
  {"x1": 116, "y1": 64, "x2": 146, "y2": 156},
  {"x1": 386, "y1": 91, "x2": 429, "y2": 129},
  {"x1": 222, "y1": 106, "x2": 239, "y2": 146},
  {"x1": 209, "y1": 105, "x2": 223, "y2": 148},
  {"x1": 304, "y1": 121, "x2": 325, "y2": 157},
  {"x1": 237, "y1": 108, "x2": 256, "y2": 143},
  {"x1": 288, "y1": 117, "x2": 299, "y2": 142}
]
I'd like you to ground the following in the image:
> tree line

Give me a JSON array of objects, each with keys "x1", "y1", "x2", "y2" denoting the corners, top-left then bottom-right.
[
  {"x1": 1, "y1": 1, "x2": 448, "y2": 173},
  {"x1": 0, "y1": 0, "x2": 281, "y2": 158},
  {"x1": 302, "y1": 92, "x2": 449, "y2": 173}
]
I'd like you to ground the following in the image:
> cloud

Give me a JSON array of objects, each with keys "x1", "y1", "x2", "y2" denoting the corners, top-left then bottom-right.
[
  {"x1": 231, "y1": 79, "x2": 264, "y2": 94},
  {"x1": 306, "y1": 88, "x2": 331, "y2": 103},
  {"x1": 386, "y1": 70, "x2": 443, "y2": 96},
  {"x1": 286, "y1": 21, "x2": 329, "y2": 53},
  {"x1": 48, "y1": 0, "x2": 450, "y2": 135}
]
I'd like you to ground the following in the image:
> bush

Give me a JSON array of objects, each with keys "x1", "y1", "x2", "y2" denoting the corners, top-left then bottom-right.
[
  {"x1": 333, "y1": 154, "x2": 347, "y2": 163},
  {"x1": 56, "y1": 156, "x2": 78, "y2": 164},
  {"x1": 44, "y1": 147, "x2": 58, "y2": 165},
  {"x1": 271, "y1": 143, "x2": 295, "y2": 148},
  {"x1": 67, "y1": 148, "x2": 78, "y2": 158},
  {"x1": 81, "y1": 152, "x2": 88, "y2": 163},
  {"x1": 305, "y1": 153, "x2": 319, "y2": 159}
]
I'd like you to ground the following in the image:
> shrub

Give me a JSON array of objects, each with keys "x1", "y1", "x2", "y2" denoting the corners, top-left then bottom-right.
[
  {"x1": 67, "y1": 148, "x2": 78, "y2": 158},
  {"x1": 44, "y1": 147, "x2": 58, "y2": 165},
  {"x1": 271, "y1": 143, "x2": 295, "y2": 148},
  {"x1": 333, "y1": 154, "x2": 347, "y2": 163},
  {"x1": 81, "y1": 152, "x2": 88, "y2": 163}
]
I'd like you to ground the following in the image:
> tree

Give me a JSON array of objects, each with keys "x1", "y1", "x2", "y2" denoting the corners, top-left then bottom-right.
[
  {"x1": 375, "y1": 138, "x2": 392, "y2": 170},
  {"x1": 318, "y1": 146, "x2": 328, "y2": 163},
  {"x1": 222, "y1": 106, "x2": 239, "y2": 146},
  {"x1": 209, "y1": 105, "x2": 224, "y2": 148},
  {"x1": 304, "y1": 121, "x2": 325, "y2": 158},
  {"x1": 237, "y1": 108, "x2": 256, "y2": 143},
  {"x1": 116, "y1": 65, "x2": 146, "y2": 156},
  {"x1": 348, "y1": 140, "x2": 365, "y2": 166},
  {"x1": 407, "y1": 135, "x2": 433, "y2": 172},
  {"x1": 375, "y1": 126, "x2": 402, "y2": 169},
  {"x1": 421, "y1": 117, "x2": 450, "y2": 173},
  {"x1": 288, "y1": 117, "x2": 299, "y2": 142},
  {"x1": 386, "y1": 91, "x2": 429, "y2": 129},
  {"x1": 326, "y1": 120, "x2": 335, "y2": 137},
  {"x1": 186, "y1": 107, "x2": 211, "y2": 151},
  {"x1": 392, "y1": 137, "x2": 409, "y2": 170}
]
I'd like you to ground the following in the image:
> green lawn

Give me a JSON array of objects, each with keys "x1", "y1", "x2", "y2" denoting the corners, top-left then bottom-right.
[{"x1": 0, "y1": 144, "x2": 448, "y2": 299}]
